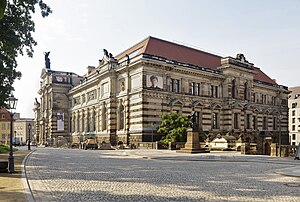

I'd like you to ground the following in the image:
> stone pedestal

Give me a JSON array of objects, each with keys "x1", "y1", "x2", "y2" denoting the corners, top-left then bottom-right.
[
  {"x1": 177, "y1": 128, "x2": 209, "y2": 154},
  {"x1": 241, "y1": 143, "x2": 250, "y2": 154},
  {"x1": 270, "y1": 143, "x2": 277, "y2": 156}
]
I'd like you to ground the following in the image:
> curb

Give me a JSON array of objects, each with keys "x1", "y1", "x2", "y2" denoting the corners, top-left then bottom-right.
[{"x1": 22, "y1": 149, "x2": 36, "y2": 202}]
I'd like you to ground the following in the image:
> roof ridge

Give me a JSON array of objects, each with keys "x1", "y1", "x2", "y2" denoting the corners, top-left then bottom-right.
[
  {"x1": 146, "y1": 36, "x2": 222, "y2": 58},
  {"x1": 115, "y1": 36, "x2": 151, "y2": 59}
]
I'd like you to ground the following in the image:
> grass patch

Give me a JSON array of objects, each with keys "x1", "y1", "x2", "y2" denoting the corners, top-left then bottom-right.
[{"x1": 0, "y1": 145, "x2": 17, "y2": 153}]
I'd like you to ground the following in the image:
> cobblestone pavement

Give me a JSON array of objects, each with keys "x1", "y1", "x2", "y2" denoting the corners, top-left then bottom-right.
[{"x1": 26, "y1": 148, "x2": 300, "y2": 202}]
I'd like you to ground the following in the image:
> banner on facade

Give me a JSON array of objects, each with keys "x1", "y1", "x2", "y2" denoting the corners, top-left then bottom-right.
[
  {"x1": 57, "y1": 113, "x2": 64, "y2": 131},
  {"x1": 146, "y1": 75, "x2": 163, "y2": 89}
]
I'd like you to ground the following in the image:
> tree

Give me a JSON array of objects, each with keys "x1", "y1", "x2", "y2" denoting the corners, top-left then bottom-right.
[
  {"x1": 157, "y1": 113, "x2": 190, "y2": 144},
  {"x1": 0, "y1": 0, "x2": 51, "y2": 107}
]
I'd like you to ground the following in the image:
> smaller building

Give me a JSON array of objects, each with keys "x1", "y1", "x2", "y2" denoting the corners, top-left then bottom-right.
[
  {"x1": 288, "y1": 86, "x2": 300, "y2": 146},
  {"x1": 14, "y1": 118, "x2": 34, "y2": 145},
  {"x1": 0, "y1": 108, "x2": 11, "y2": 145}
]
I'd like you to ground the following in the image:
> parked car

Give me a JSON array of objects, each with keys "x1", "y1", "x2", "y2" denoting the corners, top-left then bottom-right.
[{"x1": 82, "y1": 138, "x2": 98, "y2": 150}]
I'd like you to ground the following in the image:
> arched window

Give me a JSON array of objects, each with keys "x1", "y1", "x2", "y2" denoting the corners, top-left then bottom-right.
[{"x1": 232, "y1": 79, "x2": 236, "y2": 98}]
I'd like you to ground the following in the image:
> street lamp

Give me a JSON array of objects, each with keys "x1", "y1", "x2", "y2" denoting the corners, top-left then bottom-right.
[
  {"x1": 28, "y1": 123, "x2": 31, "y2": 150},
  {"x1": 278, "y1": 113, "x2": 283, "y2": 156},
  {"x1": 6, "y1": 93, "x2": 18, "y2": 174}
]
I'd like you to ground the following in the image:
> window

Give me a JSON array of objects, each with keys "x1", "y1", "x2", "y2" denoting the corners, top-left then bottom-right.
[
  {"x1": 292, "y1": 118, "x2": 295, "y2": 124},
  {"x1": 292, "y1": 110, "x2": 295, "y2": 116},
  {"x1": 244, "y1": 82, "x2": 248, "y2": 100},
  {"x1": 273, "y1": 117, "x2": 277, "y2": 130},
  {"x1": 170, "y1": 79, "x2": 180, "y2": 93},
  {"x1": 292, "y1": 103, "x2": 297, "y2": 108},
  {"x1": 292, "y1": 125, "x2": 295, "y2": 131},
  {"x1": 231, "y1": 80, "x2": 236, "y2": 98},
  {"x1": 292, "y1": 134, "x2": 296, "y2": 140},
  {"x1": 1, "y1": 123, "x2": 5, "y2": 130},
  {"x1": 118, "y1": 103, "x2": 124, "y2": 130},
  {"x1": 1, "y1": 114, "x2": 5, "y2": 119},
  {"x1": 212, "y1": 112, "x2": 218, "y2": 129},
  {"x1": 190, "y1": 82, "x2": 200, "y2": 96},
  {"x1": 253, "y1": 93, "x2": 256, "y2": 102},
  {"x1": 246, "y1": 114, "x2": 251, "y2": 129},
  {"x1": 175, "y1": 79, "x2": 180, "y2": 93},
  {"x1": 253, "y1": 116, "x2": 257, "y2": 130},
  {"x1": 102, "y1": 106, "x2": 107, "y2": 131},
  {"x1": 234, "y1": 113, "x2": 239, "y2": 129},
  {"x1": 263, "y1": 117, "x2": 268, "y2": 130}
]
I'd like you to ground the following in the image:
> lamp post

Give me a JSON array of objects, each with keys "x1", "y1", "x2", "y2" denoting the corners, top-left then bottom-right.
[
  {"x1": 28, "y1": 123, "x2": 31, "y2": 150},
  {"x1": 7, "y1": 94, "x2": 18, "y2": 174},
  {"x1": 278, "y1": 113, "x2": 283, "y2": 156}
]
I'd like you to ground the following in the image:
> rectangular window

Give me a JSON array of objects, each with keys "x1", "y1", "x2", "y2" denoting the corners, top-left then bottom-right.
[
  {"x1": 1, "y1": 123, "x2": 5, "y2": 130},
  {"x1": 234, "y1": 113, "x2": 239, "y2": 129},
  {"x1": 253, "y1": 116, "x2": 257, "y2": 130},
  {"x1": 292, "y1": 110, "x2": 296, "y2": 116},
  {"x1": 292, "y1": 103, "x2": 297, "y2": 108},
  {"x1": 292, "y1": 125, "x2": 295, "y2": 131},
  {"x1": 191, "y1": 82, "x2": 200, "y2": 96},
  {"x1": 170, "y1": 79, "x2": 180, "y2": 93},
  {"x1": 212, "y1": 112, "x2": 218, "y2": 129},
  {"x1": 292, "y1": 134, "x2": 296, "y2": 140},
  {"x1": 292, "y1": 118, "x2": 295, "y2": 124},
  {"x1": 263, "y1": 117, "x2": 268, "y2": 130},
  {"x1": 215, "y1": 86, "x2": 218, "y2": 98},
  {"x1": 253, "y1": 93, "x2": 256, "y2": 102},
  {"x1": 195, "y1": 83, "x2": 199, "y2": 96},
  {"x1": 273, "y1": 117, "x2": 277, "y2": 130},
  {"x1": 211, "y1": 85, "x2": 214, "y2": 97},
  {"x1": 246, "y1": 114, "x2": 251, "y2": 129},
  {"x1": 175, "y1": 79, "x2": 180, "y2": 93}
]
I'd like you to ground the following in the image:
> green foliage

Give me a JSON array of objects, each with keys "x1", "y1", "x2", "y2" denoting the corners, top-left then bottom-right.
[
  {"x1": 0, "y1": 0, "x2": 51, "y2": 107},
  {"x1": 198, "y1": 131, "x2": 206, "y2": 142},
  {"x1": 0, "y1": 144, "x2": 10, "y2": 153},
  {"x1": 157, "y1": 113, "x2": 190, "y2": 144}
]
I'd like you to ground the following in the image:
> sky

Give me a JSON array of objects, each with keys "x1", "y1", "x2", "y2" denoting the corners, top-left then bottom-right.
[{"x1": 13, "y1": 0, "x2": 300, "y2": 118}]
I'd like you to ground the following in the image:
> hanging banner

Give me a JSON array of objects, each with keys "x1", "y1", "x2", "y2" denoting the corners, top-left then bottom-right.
[{"x1": 57, "y1": 113, "x2": 64, "y2": 131}]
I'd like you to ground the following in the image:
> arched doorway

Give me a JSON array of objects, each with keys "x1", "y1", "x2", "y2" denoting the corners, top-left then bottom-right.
[{"x1": 264, "y1": 142, "x2": 271, "y2": 155}]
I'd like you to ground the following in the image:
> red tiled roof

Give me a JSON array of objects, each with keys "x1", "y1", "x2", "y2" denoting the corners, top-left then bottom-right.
[
  {"x1": 253, "y1": 67, "x2": 276, "y2": 85},
  {"x1": 115, "y1": 36, "x2": 276, "y2": 85}
]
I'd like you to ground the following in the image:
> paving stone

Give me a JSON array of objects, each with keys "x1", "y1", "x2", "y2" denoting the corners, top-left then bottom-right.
[{"x1": 26, "y1": 148, "x2": 300, "y2": 202}]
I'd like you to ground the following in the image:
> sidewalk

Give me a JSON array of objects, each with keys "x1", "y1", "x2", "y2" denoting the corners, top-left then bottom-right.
[{"x1": 0, "y1": 149, "x2": 30, "y2": 202}]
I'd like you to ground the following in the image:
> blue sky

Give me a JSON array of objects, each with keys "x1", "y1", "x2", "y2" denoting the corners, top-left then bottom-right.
[{"x1": 14, "y1": 0, "x2": 300, "y2": 117}]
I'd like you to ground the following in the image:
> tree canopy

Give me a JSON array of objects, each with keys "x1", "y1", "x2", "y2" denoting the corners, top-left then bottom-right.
[
  {"x1": 0, "y1": 0, "x2": 51, "y2": 107},
  {"x1": 157, "y1": 113, "x2": 190, "y2": 143}
]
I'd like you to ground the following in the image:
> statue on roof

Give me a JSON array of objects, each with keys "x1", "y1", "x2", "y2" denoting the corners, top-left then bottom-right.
[
  {"x1": 103, "y1": 49, "x2": 109, "y2": 58},
  {"x1": 236, "y1": 53, "x2": 248, "y2": 63},
  {"x1": 44, "y1": 51, "x2": 51, "y2": 69}
]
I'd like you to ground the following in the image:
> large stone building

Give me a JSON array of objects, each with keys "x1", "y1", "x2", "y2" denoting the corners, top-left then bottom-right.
[
  {"x1": 288, "y1": 86, "x2": 300, "y2": 146},
  {"x1": 34, "y1": 36, "x2": 289, "y2": 154}
]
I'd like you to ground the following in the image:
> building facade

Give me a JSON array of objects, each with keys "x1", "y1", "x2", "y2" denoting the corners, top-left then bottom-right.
[
  {"x1": 33, "y1": 69, "x2": 82, "y2": 145},
  {"x1": 0, "y1": 108, "x2": 11, "y2": 145},
  {"x1": 14, "y1": 118, "x2": 34, "y2": 145},
  {"x1": 34, "y1": 36, "x2": 289, "y2": 154},
  {"x1": 288, "y1": 86, "x2": 300, "y2": 146}
]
